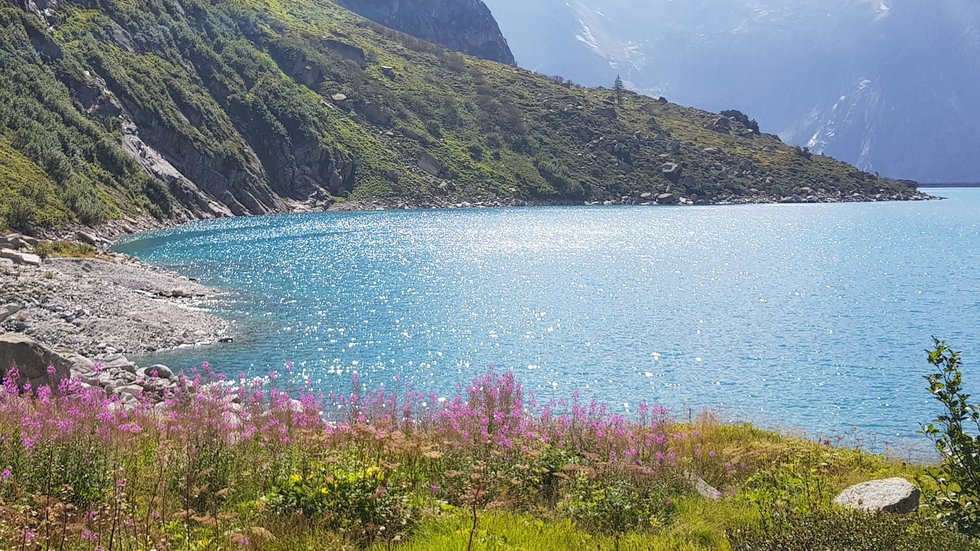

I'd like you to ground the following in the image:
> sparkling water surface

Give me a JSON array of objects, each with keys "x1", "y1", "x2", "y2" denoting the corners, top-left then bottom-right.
[{"x1": 114, "y1": 189, "x2": 980, "y2": 452}]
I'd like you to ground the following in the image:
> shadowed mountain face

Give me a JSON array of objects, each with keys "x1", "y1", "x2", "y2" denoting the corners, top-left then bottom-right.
[
  {"x1": 338, "y1": 0, "x2": 515, "y2": 65},
  {"x1": 484, "y1": 0, "x2": 980, "y2": 181}
]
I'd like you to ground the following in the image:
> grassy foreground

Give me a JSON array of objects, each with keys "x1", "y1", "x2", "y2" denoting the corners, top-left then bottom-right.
[{"x1": 0, "y1": 366, "x2": 972, "y2": 550}]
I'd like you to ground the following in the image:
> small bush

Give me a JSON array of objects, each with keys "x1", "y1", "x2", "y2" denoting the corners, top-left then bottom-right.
[
  {"x1": 34, "y1": 241, "x2": 97, "y2": 259},
  {"x1": 729, "y1": 509, "x2": 980, "y2": 550},
  {"x1": 268, "y1": 461, "x2": 415, "y2": 543},
  {"x1": 923, "y1": 339, "x2": 980, "y2": 536},
  {"x1": 559, "y1": 476, "x2": 675, "y2": 540},
  {"x1": 5, "y1": 196, "x2": 35, "y2": 231},
  {"x1": 743, "y1": 454, "x2": 832, "y2": 527}
]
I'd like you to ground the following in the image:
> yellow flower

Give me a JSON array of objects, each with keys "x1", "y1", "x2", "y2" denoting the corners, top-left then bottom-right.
[{"x1": 289, "y1": 474, "x2": 302, "y2": 484}]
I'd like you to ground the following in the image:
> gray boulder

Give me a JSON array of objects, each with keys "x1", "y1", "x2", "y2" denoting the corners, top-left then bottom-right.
[
  {"x1": 709, "y1": 117, "x2": 732, "y2": 133},
  {"x1": 832, "y1": 477, "x2": 920, "y2": 514},
  {"x1": 418, "y1": 153, "x2": 444, "y2": 177},
  {"x1": 686, "y1": 472, "x2": 722, "y2": 500},
  {"x1": 0, "y1": 303, "x2": 21, "y2": 323},
  {"x1": 0, "y1": 333, "x2": 70, "y2": 390},
  {"x1": 0, "y1": 248, "x2": 41, "y2": 267},
  {"x1": 144, "y1": 364, "x2": 174, "y2": 379},
  {"x1": 103, "y1": 356, "x2": 137, "y2": 374},
  {"x1": 360, "y1": 102, "x2": 392, "y2": 126},
  {"x1": 76, "y1": 231, "x2": 109, "y2": 247},
  {"x1": 0, "y1": 234, "x2": 38, "y2": 249}
]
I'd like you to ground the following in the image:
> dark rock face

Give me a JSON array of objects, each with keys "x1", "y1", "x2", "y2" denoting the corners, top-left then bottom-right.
[
  {"x1": 0, "y1": 333, "x2": 71, "y2": 390},
  {"x1": 340, "y1": 0, "x2": 515, "y2": 65}
]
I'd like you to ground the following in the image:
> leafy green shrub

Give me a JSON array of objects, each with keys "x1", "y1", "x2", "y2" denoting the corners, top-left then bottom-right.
[
  {"x1": 743, "y1": 453, "x2": 832, "y2": 527},
  {"x1": 559, "y1": 476, "x2": 674, "y2": 543},
  {"x1": 4, "y1": 195, "x2": 35, "y2": 231},
  {"x1": 729, "y1": 509, "x2": 980, "y2": 550},
  {"x1": 922, "y1": 339, "x2": 980, "y2": 536},
  {"x1": 268, "y1": 462, "x2": 415, "y2": 543},
  {"x1": 34, "y1": 241, "x2": 97, "y2": 259}
]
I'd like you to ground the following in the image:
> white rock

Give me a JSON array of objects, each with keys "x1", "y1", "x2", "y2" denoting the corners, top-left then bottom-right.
[
  {"x1": 0, "y1": 248, "x2": 41, "y2": 267},
  {"x1": 114, "y1": 384, "x2": 143, "y2": 397},
  {"x1": 833, "y1": 478, "x2": 920, "y2": 514}
]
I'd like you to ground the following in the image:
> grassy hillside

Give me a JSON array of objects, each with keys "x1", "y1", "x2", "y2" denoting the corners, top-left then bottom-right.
[{"x1": 0, "y1": 0, "x2": 923, "y2": 232}]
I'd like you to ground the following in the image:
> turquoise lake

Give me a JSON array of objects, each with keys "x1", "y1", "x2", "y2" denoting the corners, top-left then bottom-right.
[{"x1": 114, "y1": 189, "x2": 980, "y2": 454}]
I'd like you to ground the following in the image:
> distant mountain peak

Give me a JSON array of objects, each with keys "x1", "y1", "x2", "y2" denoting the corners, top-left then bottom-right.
[{"x1": 338, "y1": 0, "x2": 516, "y2": 65}]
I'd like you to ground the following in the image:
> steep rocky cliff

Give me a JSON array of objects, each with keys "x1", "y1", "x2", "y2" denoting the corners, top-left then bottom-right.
[
  {"x1": 339, "y1": 0, "x2": 515, "y2": 65},
  {"x1": 0, "y1": 0, "x2": 924, "y2": 232}
]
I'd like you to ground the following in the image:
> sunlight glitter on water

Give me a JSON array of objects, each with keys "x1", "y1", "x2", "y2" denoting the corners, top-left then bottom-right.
[{"x1": 115, "y1": 190, "x2": 980, "y2": 452}]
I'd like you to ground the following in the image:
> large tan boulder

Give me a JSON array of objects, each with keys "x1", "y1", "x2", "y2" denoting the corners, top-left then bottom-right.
[{"x1": 0, "y1": 333, "x2": 70, "y2": 390}]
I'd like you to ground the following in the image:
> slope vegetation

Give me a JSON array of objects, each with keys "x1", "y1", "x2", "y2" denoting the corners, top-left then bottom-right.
[{"x1": 0, "y1": 0, "x2": 922, "y2": 231}]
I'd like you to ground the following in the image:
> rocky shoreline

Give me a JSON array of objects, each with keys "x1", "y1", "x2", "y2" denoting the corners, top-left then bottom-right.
[
  {"x1": 325, "y1": 187, "x2": 935, "y2": 212},
  {"x1": 38, "y1": 187, "x2": 937, "y2": 244},
  {"x1": 1, "y1": 234, "x2": 232, "y2": 404}
]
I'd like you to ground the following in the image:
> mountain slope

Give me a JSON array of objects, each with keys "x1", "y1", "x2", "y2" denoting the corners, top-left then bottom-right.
[
  {"x1": 338, "y1": 0, "x2": 514, "y2": 65},
  {"x1": 485, "y1": 0, "x2": 980, "y2": 181},
  {"x1": 0, "y1": 0, "x2": 923, "y2": 232}
]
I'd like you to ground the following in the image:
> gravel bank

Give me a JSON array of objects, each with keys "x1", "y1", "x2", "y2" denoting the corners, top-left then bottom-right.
[{"x1": 0, "y1": 253, "x2": 230, "y2": 358}]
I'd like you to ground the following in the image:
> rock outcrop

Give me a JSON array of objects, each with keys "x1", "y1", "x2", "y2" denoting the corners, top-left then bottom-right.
[
  {"x1": 339, "y1": 0, "x2": 515, "y2": 64},
  {"x1": 0, "y1": 249, "x2": 42, "y2": 267},
  {"x1": 832, "y1": 478, "x2": 920, "y2": 514},
  {"x1": 0, "y1": 333, "x2": 70, "y2": 390}
]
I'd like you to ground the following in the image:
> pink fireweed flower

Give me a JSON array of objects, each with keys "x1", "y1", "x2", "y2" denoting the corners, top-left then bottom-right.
[
  {"x1": 118, "y1": 423, "x2": 142, "y2": 434},
  {"x1": 3, "y1": 368, "x2": 19, "y2": 394},
  {"x1": 1, "y1": 468, "x2": 11, "y2": 480},
  {"x1": 36, "y1": 385, "x2": 52, "y2": 404}
]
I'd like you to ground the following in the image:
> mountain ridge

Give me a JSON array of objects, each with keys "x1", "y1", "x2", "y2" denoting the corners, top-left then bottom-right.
[
  {"x1": 0, "y1": 0, "x2": 925, "y2": 233},
  {"x1": 338, "y1": 0, "x2": 515, "y2": 65},
  {"x1": 484, "y1": 0, "x2": 980, "y2": 182}
]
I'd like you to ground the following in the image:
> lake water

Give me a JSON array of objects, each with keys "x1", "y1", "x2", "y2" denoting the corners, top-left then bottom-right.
[{"x1": 114, "y1": 189, "x2": 980, "y2": 454}]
